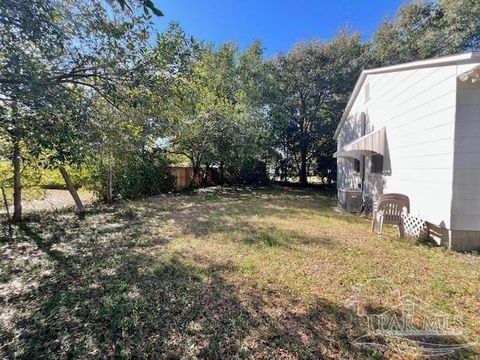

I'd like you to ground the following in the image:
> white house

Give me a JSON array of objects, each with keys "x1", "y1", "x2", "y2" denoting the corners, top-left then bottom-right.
[{"x1": 334, "y1": 52, "x2": 480, "y2": 251}]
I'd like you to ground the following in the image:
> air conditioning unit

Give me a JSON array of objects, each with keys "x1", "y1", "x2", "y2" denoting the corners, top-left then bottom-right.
[{"x1": 338, "y1": 189, "x2": 363, "y2": 213}]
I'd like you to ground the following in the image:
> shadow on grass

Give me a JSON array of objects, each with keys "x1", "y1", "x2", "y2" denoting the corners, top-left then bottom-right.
[
  {"x1": 0, "y1": 187, "x2": 477, "y2": 359},
  {"x1": 126, "y1": 186, "x2": 362, "y2": 246},
  {"x1": 0, "y1": 219, "x2": 381, "y2": 359},
  {"x1": 239, "y1": 226, "x2": 335, "y2": 249}
]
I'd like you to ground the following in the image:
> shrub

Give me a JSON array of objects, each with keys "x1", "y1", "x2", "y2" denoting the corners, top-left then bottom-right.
[
  {"x1": 91, "y1": 149, "x2": 174, "y2": 201},
  {"x1": 226, "y1": 159, "x2": 269, "y2": 185}
]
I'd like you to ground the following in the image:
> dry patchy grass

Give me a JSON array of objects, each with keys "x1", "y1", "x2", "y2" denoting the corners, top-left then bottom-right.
[{"x1": 0, "y1": 186, "x2": 479, "y2": 359}]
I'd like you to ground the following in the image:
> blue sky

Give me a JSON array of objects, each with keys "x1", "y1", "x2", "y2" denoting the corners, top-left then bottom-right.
[{"x1": 152, "y1": 0, "x2": 406, "y2": 57}]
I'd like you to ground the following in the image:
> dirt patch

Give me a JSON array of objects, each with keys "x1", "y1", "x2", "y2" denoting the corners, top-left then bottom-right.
[{"x1": 2, "y1": 189, "x2": 94, "y2": 214}]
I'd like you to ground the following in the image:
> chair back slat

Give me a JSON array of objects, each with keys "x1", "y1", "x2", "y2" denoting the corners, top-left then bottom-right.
[{"x1": 376, "y1": 193, "x2": 410, "y2": 225}]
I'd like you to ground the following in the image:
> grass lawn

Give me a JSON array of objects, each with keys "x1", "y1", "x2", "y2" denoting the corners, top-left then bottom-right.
[{"x1": 0, "y1": 186, "x2": 479, "y2": 359}]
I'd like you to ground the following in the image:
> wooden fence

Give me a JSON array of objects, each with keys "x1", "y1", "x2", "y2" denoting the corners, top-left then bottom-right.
[{"x1": 167, "y1": 166, "x2": 219, "y2": 190}]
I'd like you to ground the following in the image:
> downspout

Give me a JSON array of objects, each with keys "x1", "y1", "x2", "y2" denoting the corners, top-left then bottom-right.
[{"x1": 360, "y1": 112, "x2": 366, "y2": 191}]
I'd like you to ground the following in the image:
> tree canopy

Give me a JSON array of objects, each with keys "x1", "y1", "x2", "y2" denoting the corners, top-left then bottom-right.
[
  {"x1": 269, "y1": 32, "x2": 366, "y2": 185},
  {"x1": 372, "y1": 0, "x2": 480, "y2": 65},
  {"x1": 2, "y1": 0, "x2": 480, "y2": 221}
]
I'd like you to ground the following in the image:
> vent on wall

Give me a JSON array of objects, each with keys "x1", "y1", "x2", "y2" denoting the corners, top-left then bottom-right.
[{"x1": 365, "y1": 83, "x2": 370, "y2": 102}]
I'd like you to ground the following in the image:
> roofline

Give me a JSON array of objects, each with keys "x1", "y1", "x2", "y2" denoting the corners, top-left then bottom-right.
[{"x1": 333, "y1": 52, "x2": 480, "y2": 139}]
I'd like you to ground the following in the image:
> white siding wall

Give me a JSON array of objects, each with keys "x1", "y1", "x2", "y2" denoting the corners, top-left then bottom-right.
[
  {"x1": 336, "y1": 114, "x2": 362, "y2": 191},
  {"x1": 451, "y1": 75, "x2": 480, "y2": 230},
  {"x1": 338, "y1": 65, "x2": 458, "y2": 227}
]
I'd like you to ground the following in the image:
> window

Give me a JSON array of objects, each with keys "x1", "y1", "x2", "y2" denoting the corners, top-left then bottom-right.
[
  {"x1": 353, "y1": 159, "x2": 361, "y2": 173},
  {"x1": 365, "y1": 83, "x2": 370, "y2": 102},
  {"x1": 371, "y1": 154, "x2": 384, "y2": 174}
]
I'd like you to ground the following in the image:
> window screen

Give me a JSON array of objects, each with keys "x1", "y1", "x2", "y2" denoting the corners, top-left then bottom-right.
[
  {"x1": 371, "y1": 154, "x2": 384, "y2": 174},
  {"x1": 353, "y1": 159, "x2": 360, "y2": 173}
]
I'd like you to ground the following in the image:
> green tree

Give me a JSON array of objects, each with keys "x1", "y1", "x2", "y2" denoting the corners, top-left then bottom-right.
[
  {"x1": 87, "y1": 98, "x2": 174, "y2": 201},
  {"x1": 157, "y1": 33, "x2": 210, "y2": 187},
  {"x1": 163, "y1": 38, "x2": 272, "y2": 187},
  {"x1": 0, "y1": 0, "x2": 153, "y2": 221},
  {"x1": 272, "y1": 42, "x2": 327, "y2": 185},
  {"x1": 372, "y1": 0, "x2": 480, "y2": 66},
  {"x1": 82, "y1": 23, "x2": 199, "y2": 199},
  {"x1": 115, "y1": 0, "x2": 163, "y2": 16},
  {"x1": 313, "y1": 32, "x2": 367, "y2": 184},
  {"x1": 269, "y1": 32, "x2": 365, "y2": 185},
  {"x1": 222, "y1": 41, "x2": 273, "y2": 184}
]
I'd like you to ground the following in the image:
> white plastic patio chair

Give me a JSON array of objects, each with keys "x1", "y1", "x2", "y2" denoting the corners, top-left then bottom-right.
[{"x1": 371, "y1": 193, "x2": 410, "y2": 238}]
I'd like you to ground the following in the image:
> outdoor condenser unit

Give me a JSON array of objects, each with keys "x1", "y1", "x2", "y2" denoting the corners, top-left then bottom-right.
[{"x1": 338, "y1": 189, "x2": 363, "y2": 213}]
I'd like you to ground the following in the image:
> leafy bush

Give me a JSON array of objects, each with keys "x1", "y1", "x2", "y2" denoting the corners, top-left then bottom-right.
[
  {"x1": 92, "y1": 150, "x2": 175, "y2": 201},
  {"x1": 226, "y1": 159, "x2": 268, "y2": 185}
]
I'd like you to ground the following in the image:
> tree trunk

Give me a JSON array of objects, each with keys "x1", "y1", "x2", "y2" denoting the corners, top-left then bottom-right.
[
  {"x1": 281, "y1": 158, "x2": 288, "y2": 182},
  {"x1": 190, "y1": 165, "x2": 200, "y2": 189},
  {"x1": 220, "y1": 161, "x2": 225, "y2": 185},
  {"x1": 1, "y1": 186, "x2": 10, "y2": 221},
  {"x1": 107, "y1": 153, "x2": 113, "y2": 203},
  {"x1": 59, "y1": 166, "x2": 85, "y2": 213},
  {"x1": 12, "y1": 138, "x2": 22, "y2": 223},
  {"x1": 202, "y1": 163, "x2": 210, "y2": 186},
  {"x1": 299, "y1": 148, "x2": 308, "y2": 186},
  {"x1": 188, "y1": 153, "x2": 202, "y2": 189}
]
